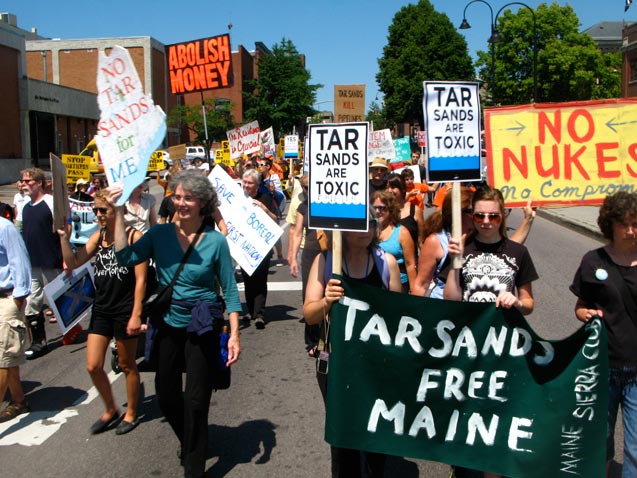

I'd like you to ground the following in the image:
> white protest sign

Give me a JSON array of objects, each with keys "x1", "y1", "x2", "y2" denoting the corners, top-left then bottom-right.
[
  {"x1": 95, "y1": 46, "x2": 166, "y2": 205},
  {"x1": 367, "y1": 128, "x2": 396, "y2": 162},
  {"x1": 307, "y1": 122, "x2": 369, "y2": 231},
  {"x1": 208, "y1": 165, "x2": 283, "y2": 275},
  {"x1": 284, "y1": 135, "x2": 299, "y2": 158},
  {"x1": 44, "y1": 263, "x2": 95, "y2": 335},
  {"x1": 393, "y1": 164, "x2": 422, "y2": 184},
  {"x1": 227, "y1": 121, "x2": 261, "y2": 160},
  {"x1": 260, "y1": 127, "x2": 275, "y2": 156},
  {"x1": 423, "y1": 81, "x2": 481, "y2": 182},
  {"x1": 69, "y1": 198, "x2": 98, "y2": 245}
]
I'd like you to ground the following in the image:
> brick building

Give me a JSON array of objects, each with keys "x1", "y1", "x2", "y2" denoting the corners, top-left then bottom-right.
[{"x1": 0, "y1": 12, "x2": 275, "y2": 182}]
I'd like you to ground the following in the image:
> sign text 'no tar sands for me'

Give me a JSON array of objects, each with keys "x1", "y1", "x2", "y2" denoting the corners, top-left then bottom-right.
[
  {"x1": 308, "y1": 123, "x2": 369, "y2": 231},
  {"x1": 486, "y1": 99, "x2": 637, "y2": 207},
  {"x1": 423, "y1": 81, "x2": 482, "y2": 183},
  {"x1": 166, "y1": 34, "x2": 233, "y2": 94},
  {"x1": 95, "y1": 46, "x2": 166, "y2": 205},
  {"x1": 326, "y1": 277, "x2": 608, "y2": 478}
]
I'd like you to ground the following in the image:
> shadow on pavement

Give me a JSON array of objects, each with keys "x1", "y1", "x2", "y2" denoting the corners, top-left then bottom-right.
[{"x1": 205, "y1": 419, "x2": 277, "y2": 477}]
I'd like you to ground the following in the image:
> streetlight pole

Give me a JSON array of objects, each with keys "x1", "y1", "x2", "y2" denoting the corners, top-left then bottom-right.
[
  {"x1": 493, "y1": 2, "x2": 538, "y2": 103},
  {"x1": 460, "y1": 1, "x2": 538, "y2": 104},
  {"x1": 459, "y1": 0, "x2": 496, "y2": 104}
]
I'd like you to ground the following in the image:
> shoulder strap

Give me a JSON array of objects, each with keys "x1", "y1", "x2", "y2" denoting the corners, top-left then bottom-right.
[
  {"x1": 325, "y1": 247, "x2": 390, "y2": 290},
  {"x1": 167, "y1": 223, "x2": 206, "y2": 288},
  {"x1": 597, "y1": 248, "x2": 637, "y2": 326}
]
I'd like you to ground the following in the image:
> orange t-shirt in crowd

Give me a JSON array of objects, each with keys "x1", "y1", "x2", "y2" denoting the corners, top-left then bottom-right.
[
  {"x1": 432, "y1": 183, "x2": 477, "y2": 209},
  {"x1": 406, "y1": 183, "x2": 429, "y2": 209}
]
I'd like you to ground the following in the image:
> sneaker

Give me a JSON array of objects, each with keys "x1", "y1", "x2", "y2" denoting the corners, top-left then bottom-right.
[
  {"x1": 0, "y1": 400, "x2": 30, "y2": 423},
  {"x1": 25, "y1": 342, "x2": 48, "y2": 360},
  {"x1": 254, "y1": 317, "x2": 266, "y2": 329}
]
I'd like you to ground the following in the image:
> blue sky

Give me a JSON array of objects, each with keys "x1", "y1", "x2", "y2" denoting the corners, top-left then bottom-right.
[{"x1": 4, "y1": 1, "x2": 634, "y2": 112}]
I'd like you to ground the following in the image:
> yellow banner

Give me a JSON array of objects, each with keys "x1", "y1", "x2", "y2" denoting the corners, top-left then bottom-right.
[
  {"x1": 486, "y1": 99, "x2": 637, "y2": 206},
  {"x1": 61, "y1": 154, "x2": 91, "y2": 182}
]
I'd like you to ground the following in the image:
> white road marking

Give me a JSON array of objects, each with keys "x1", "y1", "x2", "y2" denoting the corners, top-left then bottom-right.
[
  {"x1": 0, "y1": 369, "x2": 121, "y2": 446},
  {"x1": 237, "y1": 281, "x2": 302, "y2": 292}
]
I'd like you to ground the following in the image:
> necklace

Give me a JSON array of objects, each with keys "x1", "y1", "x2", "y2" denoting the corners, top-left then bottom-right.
[{"x1": 343, "y1": 252, "x2": 371, "y2": 279}]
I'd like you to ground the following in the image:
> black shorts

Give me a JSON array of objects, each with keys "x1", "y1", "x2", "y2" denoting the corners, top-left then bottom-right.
[{"x1": 88, "y1": 313, "x2": 139, "y2": 340}]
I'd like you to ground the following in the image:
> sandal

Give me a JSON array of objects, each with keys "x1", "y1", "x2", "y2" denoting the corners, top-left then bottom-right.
[{"x1": 308, "y1": 346, "x2": 318, "y2": 358}]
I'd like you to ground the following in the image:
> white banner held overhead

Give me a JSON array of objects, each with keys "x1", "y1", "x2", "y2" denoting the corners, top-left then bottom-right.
[
  {"x1": 208, "y1": 165, "x2": 283, "y2": 275},
  {"x1": 367, "y1": 128, "x2": 396, "y2": 162}
]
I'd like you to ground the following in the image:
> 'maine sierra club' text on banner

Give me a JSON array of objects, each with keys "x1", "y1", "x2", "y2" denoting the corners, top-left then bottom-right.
[{"x1": 325, "y1": 277, "x2": 607, "y2": 478}]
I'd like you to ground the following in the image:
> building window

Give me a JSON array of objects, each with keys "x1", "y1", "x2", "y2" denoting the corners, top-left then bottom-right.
[{"x1": 631, "y1": 58, "x2": 637, "y2": 83}]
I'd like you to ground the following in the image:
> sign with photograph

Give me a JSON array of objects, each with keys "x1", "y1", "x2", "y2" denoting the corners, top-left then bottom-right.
[
  {"x1": 423, "y1": 81, "x2": 482, "y2": 182},
  {"x1": 166, "y1": 34, "x2": 233, "y2": 94},
  {"x1": 308, "y1": 122, "x2": 369, "y2": 231},
  {"x1": 43, "y1": 263, "x2": 96, "y2": 335}
]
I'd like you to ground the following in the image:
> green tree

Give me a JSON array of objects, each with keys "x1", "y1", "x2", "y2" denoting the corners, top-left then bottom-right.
[
  {"x1": 377, "y1": 0, "x2": 475, "y2": 125},
  {"x1": 366, "y1": 101, "x2": 394, "y2": 131},
  {"x1": 244, "y1": 38, "x2": 322, "y2": 137},
  {"x1": 475, "y1": 3, "x2": 621, "y2": 104},
  {"x1": 167, "y1": 99, "x2": 235, "y2": 157}
]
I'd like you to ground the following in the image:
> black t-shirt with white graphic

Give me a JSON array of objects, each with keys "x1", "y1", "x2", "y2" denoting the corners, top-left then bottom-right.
[{"x1": 458, "y1": 237, "x2": 538, "y2": 303}]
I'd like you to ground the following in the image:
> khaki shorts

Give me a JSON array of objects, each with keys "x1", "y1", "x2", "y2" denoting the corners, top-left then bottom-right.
[{"x1": 0, "y1": 296, "x2": 31, "y2": 368}]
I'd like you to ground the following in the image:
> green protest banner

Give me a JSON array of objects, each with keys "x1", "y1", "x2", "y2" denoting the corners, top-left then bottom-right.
[{"x1": 325, "y1": 275, "x2": 607, "y2": 477}]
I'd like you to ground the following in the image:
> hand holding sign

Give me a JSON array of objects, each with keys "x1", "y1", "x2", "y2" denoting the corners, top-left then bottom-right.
[{"x1": 95, "y1": 46, "x2": 166, "y2": 205}]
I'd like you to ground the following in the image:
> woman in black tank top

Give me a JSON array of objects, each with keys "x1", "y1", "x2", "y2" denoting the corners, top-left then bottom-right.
[
  {"x1": 302, "y1": 207, "x2": 403, "y2": 478},
  {"x1": 57, "y1": 190, "x2": 149, "y2": 436}
]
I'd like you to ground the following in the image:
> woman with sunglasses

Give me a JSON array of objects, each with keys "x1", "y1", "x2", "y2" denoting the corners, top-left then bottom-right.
[
  {"x1": 372, "y1": 190, "x2": 417, "y2": 293},
  {"x1": 443, "y1": 186, "x2": 538, "y2": 478},
  {"x1": 57, "y1": 190, "x2": 148, "y2": 435},
  {"x1": 303, "y1": 206, "x2": 402, "y2": 478}
]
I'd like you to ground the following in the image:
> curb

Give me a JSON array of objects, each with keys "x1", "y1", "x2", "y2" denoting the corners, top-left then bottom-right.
[{"x1": 537, "y1": 208, "x2": 603, "y2": 241}]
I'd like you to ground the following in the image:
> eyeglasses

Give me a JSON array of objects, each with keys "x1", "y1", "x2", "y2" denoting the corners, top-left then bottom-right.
[
  {"x1": 92, "y1": 207, "x2": 109, "y2": 215},
  {"x1": 473, "y1": 212, "x2": 502, "y2": 224},
  {"x1": 258, "y1": 163, "x2": 268, "y2": 168},
  {"x1": 373, "y1": 205, "x2": 388, "y2": 213}
]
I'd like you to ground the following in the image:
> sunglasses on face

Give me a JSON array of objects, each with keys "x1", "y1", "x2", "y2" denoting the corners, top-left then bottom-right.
[
  {"x1": 372, "y1": 205, "x2": 388, "y2": 213},
  {"x1": 473, "y1": 212, "x2": 502, "y2": 224},
  {"x1": 93, "y1": 207, "x2": 109, "y2": 215}
]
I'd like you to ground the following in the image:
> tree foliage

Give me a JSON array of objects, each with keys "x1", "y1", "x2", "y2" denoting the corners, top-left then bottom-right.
[
  {"x1": 377, "y1": 0, "x2": 475, "y2": 125},
  {"x1": 366, "y1": 101, "x2": 394, "y2": 131},
  {"x1": 475, "y1": 3, "x2": 621, "y2": 105},
  {"x1": 244, "y1": 38, "x2": 321, "y2": 137},
  {"x1": 167, "y1": 99, "x2": 235, "y2": 155}
]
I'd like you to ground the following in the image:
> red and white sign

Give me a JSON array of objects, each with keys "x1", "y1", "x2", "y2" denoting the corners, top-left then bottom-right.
[
  {"x1": 226, "y1": 121, "x2": 261, "y2": 160},
  {"x1": 417, "y1": 130, "x2": 427, "y2": 147}
]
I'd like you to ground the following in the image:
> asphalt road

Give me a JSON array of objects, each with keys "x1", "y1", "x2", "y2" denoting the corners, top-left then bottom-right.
[{"x1": 0, "y1": 202, "x2": 622, "y2": 478}]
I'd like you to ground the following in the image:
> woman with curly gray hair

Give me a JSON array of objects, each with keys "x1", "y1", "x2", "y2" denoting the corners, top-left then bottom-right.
[
  {"x1": 108, "y1": 170, "x2": 241, "y2": 478},
  {"x1": 571, "y1": 190, "x2": 637, "y2": 478}
]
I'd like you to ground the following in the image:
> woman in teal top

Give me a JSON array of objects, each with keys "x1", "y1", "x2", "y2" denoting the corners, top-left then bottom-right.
[
  {"x1": 372, "y1": 190, "x2": 417, "y2": 293},
  {"x1": 110, "y1": 170, "x2": 241, "y2": 478}
]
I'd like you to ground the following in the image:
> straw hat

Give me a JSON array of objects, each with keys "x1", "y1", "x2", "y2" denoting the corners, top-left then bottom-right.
[{"x1": 370, "y1": 157, "x2": 388, "y2": 169}]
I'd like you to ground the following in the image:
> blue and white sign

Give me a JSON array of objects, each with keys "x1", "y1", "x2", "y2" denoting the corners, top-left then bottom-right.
[
  {"x1": 284, "y1": 135, "x2": 299, "y2": 158},
  {"x1": 423, "y1": 81, "x2": 481, "y2": 182},
  {"x1": 209, "y1": 165, "x2": 283, "y2": 276},
  {"x1": 307, "y1": 122, "x2": 369, "y2": 231}
]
